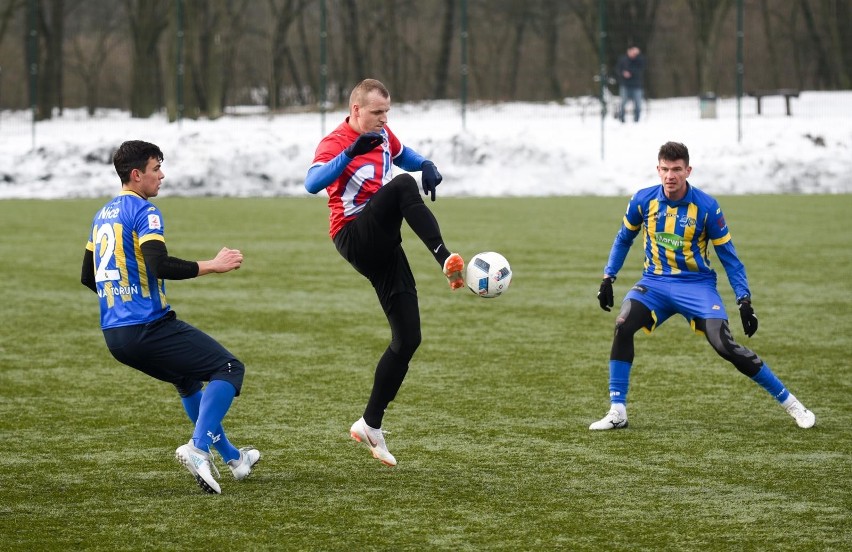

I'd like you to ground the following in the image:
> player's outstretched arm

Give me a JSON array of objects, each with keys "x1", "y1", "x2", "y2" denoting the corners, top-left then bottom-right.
[{"x1": 198, "y1": 247, "x2": 243, "y2": 276}]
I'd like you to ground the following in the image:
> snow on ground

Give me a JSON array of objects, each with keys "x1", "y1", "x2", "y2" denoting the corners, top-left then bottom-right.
[{"x1": 0, "y1": 91, "x2": 849, "y2": 199}]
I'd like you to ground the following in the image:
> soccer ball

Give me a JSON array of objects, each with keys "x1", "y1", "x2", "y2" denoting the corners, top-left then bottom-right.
[{"x1": 465, "y1": 252, "x2": 512, "y2": 298}]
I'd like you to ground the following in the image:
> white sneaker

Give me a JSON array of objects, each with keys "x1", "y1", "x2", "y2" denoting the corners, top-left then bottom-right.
[
  {"x1": 350, "y1": 417, "x2": 397, "y2": 467},
  {"x1": 785, "y1": 400, "x2": 816, "y2": 428},
  {"x1": 175, "y1": 442, "x2": 221, "y2": 494},
  {"x1": 589, "y1": 407, "x2": 629, "y2": 430},
  {"x1": 227, "y1": 447, "x2": 261, "y2": 480}
]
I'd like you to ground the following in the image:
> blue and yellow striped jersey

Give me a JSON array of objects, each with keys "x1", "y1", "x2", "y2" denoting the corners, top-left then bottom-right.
[
  {"x1": 85, "y1": 191, "x2": 170, "y2": 329},
  {"x1": 604, "y1": 184, "x2": 751, "y2": 301}
]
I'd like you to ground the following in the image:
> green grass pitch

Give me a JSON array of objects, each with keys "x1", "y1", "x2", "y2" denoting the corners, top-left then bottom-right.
[{"x1": 0, "y1": 195, "x2": 850, "y2": 550}]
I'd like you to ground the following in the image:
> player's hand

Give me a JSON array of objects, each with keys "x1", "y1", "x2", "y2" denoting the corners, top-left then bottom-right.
[
  {"x1": 738, "y1": 298, "x2": 758, "y2": 337},
  {"x1": 212, "y1": 247, "x2": 243, "y2": 273},
  {"x1": 344, "y1": 132, "x2": 383, "y2": 158},
  {"x1": 421, "y1": 161, "x2": 442, "y2": 201},
  {"x1": 597, "y1": 277, "x2": 614, "y2": 311}
]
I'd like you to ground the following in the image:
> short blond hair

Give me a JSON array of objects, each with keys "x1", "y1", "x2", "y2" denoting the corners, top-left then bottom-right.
[{"x1": 349, "y1": 78, "x2": 390, "y2": 108}]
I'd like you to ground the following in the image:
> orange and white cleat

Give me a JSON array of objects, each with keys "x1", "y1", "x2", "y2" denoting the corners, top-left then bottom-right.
[{"x1": 443, "y1": 253, "x2": 465, "y2": 290}]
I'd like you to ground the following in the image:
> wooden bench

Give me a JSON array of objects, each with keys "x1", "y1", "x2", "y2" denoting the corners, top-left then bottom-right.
[{"x1": 748, "y1": 89, "x2": 800, "y2": 116}]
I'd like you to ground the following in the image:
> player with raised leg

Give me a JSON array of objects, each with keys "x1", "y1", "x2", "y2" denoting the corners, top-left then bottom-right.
[
  {"x1": 305, "y1": 79, "x2": 464, "y2": 466},
  {"x1": 591, "y1": 141, "x2": 815, "y2": 431}
]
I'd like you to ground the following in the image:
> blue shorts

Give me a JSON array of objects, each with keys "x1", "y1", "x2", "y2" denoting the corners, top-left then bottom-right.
[
  {"x1": 102, "y1": 311, "x2": 245, "y2": 397},
  {"x1": 624, "y1": 276, "x2": 728, "y2": 332}
]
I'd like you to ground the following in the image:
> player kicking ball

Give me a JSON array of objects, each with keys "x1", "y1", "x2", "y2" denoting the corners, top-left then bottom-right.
[{"x1": 305, "y1": 79, "x2": 464, "y2": 466}]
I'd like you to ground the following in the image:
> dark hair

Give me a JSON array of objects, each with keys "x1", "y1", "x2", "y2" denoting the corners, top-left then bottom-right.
[
  {"x1": 113, "y1": 140, "x2": 164, "y2": 184},
  {"x1": 658, "y1": 141, "x2": 689, "y2": 166}
]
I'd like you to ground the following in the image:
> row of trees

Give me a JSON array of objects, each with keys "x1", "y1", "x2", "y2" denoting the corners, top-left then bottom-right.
[{"x1": 0, "y1": 0, "x2": 849, "y2": 121}]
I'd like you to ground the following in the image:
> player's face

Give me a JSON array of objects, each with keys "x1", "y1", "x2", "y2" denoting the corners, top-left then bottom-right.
[
  {"x1": 657, "y1": 158, "x2": 691, "y2": 201},
  {"x1": 132, "y1": 157, "x2": 164, "y2": 199},
  {"x1": 352, "y1": 90, "x2": 390, "y2": 134}
]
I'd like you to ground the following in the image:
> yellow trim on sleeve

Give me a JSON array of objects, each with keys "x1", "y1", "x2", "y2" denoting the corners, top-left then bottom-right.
[
  {"x1": 139, "y1": 234, "x2": 165, "y2": 245},
  {"x1": 712, "y1": 234, "x2": 732, "y2": 246},
  {"x1": 623, "y1": 216, "x2": 641, "y2": 231}
]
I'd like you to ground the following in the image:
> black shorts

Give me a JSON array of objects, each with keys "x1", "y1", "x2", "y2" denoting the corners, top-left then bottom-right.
[
  {"x1": 333, "y1": 187, "x2": 417, "y2": 314},
  {"x1": 102, "y1": 310, "x2": 245, "y2": 397}
]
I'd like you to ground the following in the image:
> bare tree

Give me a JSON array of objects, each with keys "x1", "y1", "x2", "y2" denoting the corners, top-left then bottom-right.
[
  {"x1": 124, "y1": 0, "x2": 168, "y2": 118},
  {"x1": 164, "y1": 0, "x2": 231, "y2": 121},
  {"x1": 67, "y1": 3, "x2": 118, "y2": 115},
  {"x1": 0, "y1": 0, "x2": 25, "y2": 48},
  {"x1": 221, "y1": 0, "x2": 254, "y2": 108},
  {"x1": 539, "y1": 0, "x2": 563, "y2": 99},
  {"x1": 686, "y1": 0, "x2": 734, "y2": 94},
  {"x1": 758, "y1": 0, "x2": 782, "y2": 89},
  {"x1": 267, "y1": 0, "x2": 308, "y2": 109},
  {"x1": 341, "y1": 0, "x2": 365, "y2": 80},
  {"x1": 433, "y1": 0, "x2": 455, "y2": 99},
  {"x1": 795, "y1": 0, "x2": 849, "y2": 89},
  {"x1": 33, "y1": 0, "x2": 69, "y2": 120},
  {"x1": 832, "y1": 0, "x2": 852, "y2": 89}
]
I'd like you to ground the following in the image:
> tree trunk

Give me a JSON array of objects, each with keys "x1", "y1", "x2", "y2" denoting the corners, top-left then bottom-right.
[
  {"x1": 759, "y1": 0, "x2": 782, "y2": 89},
  {"x1": 126, "y1": 0, "x2": 167, "y2": 118},
  {"x1": 542, "y1": 1, "x2": 562, "y2": 99},
  {"x1": 0, "y1": 0, "x2": 24, "y2": 49},
  {"x1": 35, "y1": 0, "x2": 64, "y2": 121},
  {"x1": 687, "y1": 0, "x2": 733, "y2": 95},
  {"x1": 797, "y1": 0, "x2": 834, "y2": 88},
  {"x1": 433, "y1": 0, "x2": 455, "y2": 99},
  {"x1": 342, "y1": 0, "x2": 364, "y2": 81}
]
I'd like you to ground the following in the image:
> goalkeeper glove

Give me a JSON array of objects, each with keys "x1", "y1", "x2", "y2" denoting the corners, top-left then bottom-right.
[
  {"x1": 738, "y1": 297, "x2": 758, "y2": 337},
  {"x1": 597, "y1": 277, "x2": 615, "y2": 311},
  {"x1": 421, "y1": 161, "x2": 442, "y2": 201}
]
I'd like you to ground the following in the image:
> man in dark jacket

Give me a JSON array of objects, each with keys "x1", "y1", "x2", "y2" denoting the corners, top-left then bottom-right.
[{"x1": 615, "y1": 46, "x2": 647, "y2": 122}]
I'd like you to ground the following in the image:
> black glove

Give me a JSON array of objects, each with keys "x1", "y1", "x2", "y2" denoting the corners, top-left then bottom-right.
[
  {"x1": 597, "y1": 277, "x2": 614, "y2": 311},
  {"x1": 421, "y1": 161, "x2": 442, "y2": 201},
  {"x1": 344, "y1": 132, "x2": 383, "y2": 158},
  {"x1": 738, "y1": 298, "x2": 758, "y2": 337}
]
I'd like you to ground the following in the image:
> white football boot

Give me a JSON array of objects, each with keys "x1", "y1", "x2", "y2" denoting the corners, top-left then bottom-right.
[
  {"x1": 175, "y1": 441, "x2": 221, "y2": 494},
  {"x1": 785, "y1": 400, "x2": 816, "y2": 428},
  {"x1": 350, "y1": 417, "x2": 397, "y2": 467},
  {"x1": 589, "y1": 406, "x2": 629, "y2": 430},
  {"x1": 227, "y1": 446, "x2": 262, "y2": 480}
]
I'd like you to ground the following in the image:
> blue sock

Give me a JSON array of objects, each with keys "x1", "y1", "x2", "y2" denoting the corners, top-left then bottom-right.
[
  {"x1": 751, "y1": 364, "x2": 789, "y2": 403},
  {"x1": 191, "y1": 381, "x2": 238, "y2": 459},
  {"x1": 181, "y1": 390, "x2": 240, "y2": 463},
  {"x1": 609, "y1": 360, "x2": 632, "y2": 405}
]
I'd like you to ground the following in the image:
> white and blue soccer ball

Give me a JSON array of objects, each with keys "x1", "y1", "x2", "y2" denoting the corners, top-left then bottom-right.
[{"x1": 465, "y1": 252, "x2": 512, "y2": 298}]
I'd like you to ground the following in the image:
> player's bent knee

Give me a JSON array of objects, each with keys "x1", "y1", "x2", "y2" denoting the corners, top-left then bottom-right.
[
  {"x1": 391, "y1": 173, "x2": 417, "y2": 187},
  {"x1": 212, "y1": 358, "x2": 245, "y2": 395},
  {"x1": 614, "y1": 299, "x2": 650, "y2": 335},
  {"x1": 391, "y1": 329, "x2": 421, "y2": 359},
  {"x1": 704, "y1": 319, "x2": 762, "y2": 376}
]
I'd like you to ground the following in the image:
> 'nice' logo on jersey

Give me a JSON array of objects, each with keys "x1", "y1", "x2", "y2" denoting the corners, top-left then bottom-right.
[{"x1": 99, "y1": 206, "x2": 120, "y2": 219}]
